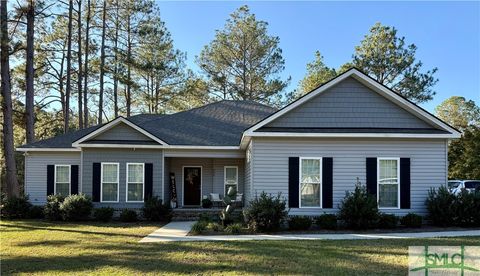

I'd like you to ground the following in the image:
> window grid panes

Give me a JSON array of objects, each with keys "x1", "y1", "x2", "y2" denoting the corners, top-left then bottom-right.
[
  {"x1": 127, "y1": 163, "x2": 144, "y2": 202},
  {"x1": 300, "y1": 158, "x2": 321, "y2": 207},
  {"x1": 55, "y1": 165, "x2": 70, "y2": 196},
  {"x1": 102, "y1": 163, "x2": 118, "y2": 202},
  {"x1": 378, "y1": 159, "x2": 399, "y2": 208},
  {"x1": 225, "y1": 167, "x2": 238, "y2": 196}
]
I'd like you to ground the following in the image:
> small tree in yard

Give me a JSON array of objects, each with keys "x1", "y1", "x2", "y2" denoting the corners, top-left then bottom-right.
[{"x1": 339, "y1": 178, "x2": 379, "y2": 229}]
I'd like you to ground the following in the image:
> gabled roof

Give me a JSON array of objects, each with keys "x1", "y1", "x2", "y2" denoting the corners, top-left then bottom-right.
[{"x1": 242, "y1": 68, "x2": 461, "y2": 142}]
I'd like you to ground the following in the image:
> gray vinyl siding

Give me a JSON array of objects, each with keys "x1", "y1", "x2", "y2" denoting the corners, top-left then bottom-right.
[
  {"x1": 24, "y1": 152, "x2": 81, "y2": 205},
  {"x1": 265, "y1": 77, "x2": 434, "y2": 129},
  {"x1": 82, "y1": 148, "x2": 163, "y2": 208},
  {"x1": 244, "y1": 141, "x2": 253, "y2": 205},
  {"x1": 251, "y1": 137, "x2": 447, "y2": 216},
  {"x1": 166, "y1": 158, "x2": 244, "y2": 207},
  {"x1": 90, "y1": 123, "x2": 153, "y2": 141}
]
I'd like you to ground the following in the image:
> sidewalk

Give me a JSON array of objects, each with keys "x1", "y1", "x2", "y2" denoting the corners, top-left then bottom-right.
[{"x1": 139, "y1": 222, "x2": 480, "y2": 242}]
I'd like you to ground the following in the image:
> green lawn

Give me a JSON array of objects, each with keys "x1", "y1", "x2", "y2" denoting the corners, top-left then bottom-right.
[{"x1": 1, "y1": 220, "x2": 479, "y2": 275}]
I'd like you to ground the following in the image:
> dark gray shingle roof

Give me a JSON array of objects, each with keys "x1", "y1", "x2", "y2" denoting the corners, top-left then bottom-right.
[{"x1": 18, "y1": 100, "x2": 276, "y2": 148}]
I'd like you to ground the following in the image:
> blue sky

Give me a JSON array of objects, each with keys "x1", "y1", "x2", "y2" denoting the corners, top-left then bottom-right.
[{"x1": 157, "y1": 1, "x2": 480, "y2": 112}]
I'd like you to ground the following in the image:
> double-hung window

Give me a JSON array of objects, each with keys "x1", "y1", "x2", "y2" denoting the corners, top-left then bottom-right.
[
  {"x1": 127, "y1": 163, "x2": 144, "y2": 202},
  {"x1": 224, "y1": 166, "x2": 238, "y2": 196},
  {"x1": 300, "y1": 158, "x2": 322, "y2": 208},
  {"x1": 55, "y1": 165, "x2": 71, "y2": 196},
  {"x1": 101, "y1": 163, "x2": 119, "y2": 202},
  {"x1": 377, "y1": 158, "x2": 400, "y2": 209}
]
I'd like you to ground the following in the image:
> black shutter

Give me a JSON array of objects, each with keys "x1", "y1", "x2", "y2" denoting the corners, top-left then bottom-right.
[
  {"x1": 366, "y1": 158, "x2": 377, "y2": 196},
  {"x1": 92, "y1": 163, "x2": 101, "y2": 202},
  {"x1": 288, "y1": 157, "x2": 299, "y2": 208},
  {"x1": 144, "y1": 163, "x2": 153, "y2": 201},
  {"x1": 400, "y1": 158, "x2": 411, "y2": 209},
  {"x1": 71, "y1": 165, "x2": 79, "y2": 194},
  {"x1": 322, "y1": 157, "x2": 333, "y2": 208},
  {"x1": 47, "y1": 165, "x2": 55, "y2": 196}
]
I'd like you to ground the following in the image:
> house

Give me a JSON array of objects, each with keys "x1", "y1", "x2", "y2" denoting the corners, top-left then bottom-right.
[{"x1": 17, "y1": 68, "x2": 461, "y2": 216}]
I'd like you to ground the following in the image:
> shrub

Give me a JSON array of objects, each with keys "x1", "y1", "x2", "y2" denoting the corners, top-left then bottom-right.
[
  {"x1": 426, "y1": 186, "x2": 456, "y2": 226},
  {"x1": 198, "y1": 213, "x2": 215, "y2": 223},
  {"x1": 202, "y1": 198, "x2": 213, "y2": 209},
  {"x1": 119, "y1": 209, "x2": 138, "y2": 222},
  {"x1": 338, "y1": 180, "x2": 379, "y2": 229},
  {"x1": 243, "y1": 192, "x2": 288, "y2": 233},
  {"x1": 225, "y1": 223, "x2": 243, "y2": 234},
  {"x1": 60, "y1": 194, "x2": 93, "y2": 221},
  {"x1": 288, "y1": 216, "x2": 312, "y2": 231},
  {"x1": 206, "y1": 222, "x2": 223, "y2": 232},
  {"x1": 316, "y1": 214, "x2": 338, "y2": 230},
  {"x1": 44, "y1": 195, "x2": 65, "y2": 221},
  {"x1": 1, "y1": 195, "x2": 32, "y2": 219},
  {"x1": 453, "y1": 190, "x2": 480, "y2": 227},
  {"x1": 377, "y1": 213, "x2": 398, "y2": 229},
  {"x1": 142, "y1": 196, "x2": 171, "y2": 221},
  {"x1": 400, "y1": 213, "x2": 422, "y2": 228},
  {"x1": 28, "y1": 205, "x2": 45, "y2": 219},
  {"x1": 191, "y1": 221, "x2": 208, "y2": 234},
  {"x1": 94, "y1": 207, "x2": 114, "y2": 222}
]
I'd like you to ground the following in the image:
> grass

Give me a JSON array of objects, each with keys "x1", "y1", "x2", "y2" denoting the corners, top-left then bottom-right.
[{"x1": 1, "y1": 220, "x2": 479, "y2": 275}]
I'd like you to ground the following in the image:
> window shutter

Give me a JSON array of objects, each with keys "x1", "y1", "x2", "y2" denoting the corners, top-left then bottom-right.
[
  {"x1": 47, "y1": 165, "x2": 55, "y2": 196},
  {"x1": 366, "y1": 158, "x2": 377, "y2": 196},
  {"x1": 71, "y1": 165, "x2": 79, "y2": 194},
  {"x1": 92, "y1": 163, "x2": 101, "y2": 202},
  {"x1": 322, "y1": 157, "x2": 333, "y2": 208},
  {"x1": 288, "y1": 157, "x2": 299, "y2": 208},
  {"x1": 144, "y1": 163, "x2": 153, "y2": 201},
  {"x1": 400, "y1": 158, "x2": 411, "y2": 209}
]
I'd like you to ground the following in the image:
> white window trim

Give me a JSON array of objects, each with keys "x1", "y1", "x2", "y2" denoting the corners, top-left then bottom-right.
[
  {"x1": 224, "y1": 166, "x2": 239, "y2": 196},
  {"x1": 101, "y1": 162, "x2": 120, "y2": 203},
  {"x1": 54, "y1": 164, "x2": 71, "y2": 195},
  {"x1": 299, "y1": 157, "x2": 323, "y2": 209},
  {"x1": 126, "y1": 163, "x2": 145, "y2": 203},
  {"x1": 377, "y1": 157, "x2": 401, "y2": 210}
]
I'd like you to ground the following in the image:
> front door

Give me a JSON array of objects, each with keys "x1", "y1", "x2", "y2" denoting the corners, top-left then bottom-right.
[{"x1": 183, "y1": 167, "x2": 201, "y2": 206}]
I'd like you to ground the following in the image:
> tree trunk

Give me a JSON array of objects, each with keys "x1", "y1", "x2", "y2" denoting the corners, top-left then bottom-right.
[
  {"x1": 83, "y1": 0, "x2": 91, "y2": 127},
  {"x1": 77, "y1": 0, "x2": 83, "y2": 129},
  {"x1": 64, "y1": 0, "x2": 73, "y2": 133},
  {"x1": 98, "y1": 0, "x2": 107, "y2": 124},
  {"x1": 126, "y1": 10, "x2": 131, "y2": 117},
  {"x1": 25, "y1": 0, "x2": 35, "y2": 143},
  {"x1": 1, "y1": 0, "x2": 19, "y2": 197},
  {"x1": 113, "y1": 0, "x2": 119, "y2": 118}
]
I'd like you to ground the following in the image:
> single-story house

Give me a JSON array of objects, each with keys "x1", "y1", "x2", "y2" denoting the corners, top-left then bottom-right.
[{"x1": 17, "y1": 68, "x2": 461, "y2": 216}]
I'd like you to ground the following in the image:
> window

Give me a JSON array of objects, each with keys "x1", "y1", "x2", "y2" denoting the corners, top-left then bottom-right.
[
  {"x1": 101, "y1": 163, "x2": 119, "y2": 202},
  {"x1": 224, "y1": 166, "x2": 238, "y2": 196},
  {"x1": 55, "y1": 165, "x2": 70, "y2": 196},
  {"x1": 300, "y1": 158, "x2": 322, "y2": 208},
  {"x1": 377, "y1": 158, "x2": 400, "y2": 209},
  {"x1": 127, "y1": 163, "x2": 144, "y2": 202}
]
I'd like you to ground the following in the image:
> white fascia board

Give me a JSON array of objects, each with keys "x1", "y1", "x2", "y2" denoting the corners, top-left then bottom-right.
[
  {"x1": 72, "y1": 117, "x2": 168, "y2": 147},
  {"x1": 16, "y1": 148, "x2": 81, "y2": 152},
  {"x1": 248, "y1": 132, "x2": 461, "y2": 139},
  {"x1": 75, "y1": 144, "x2": 241, "y2": 150}
]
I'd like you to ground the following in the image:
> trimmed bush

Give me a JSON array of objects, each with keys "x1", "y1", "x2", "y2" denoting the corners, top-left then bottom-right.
[
  {"x1": 288, "y1": 216, "x2": 312, "y2": 231},
  {"x1": 377, "y1": 213, "x2": 398, "y2": 229},
  {"x1": 60, "y1": 194, "x2": 93, "y2": 221},
  {"x1": 206, "y1": 222, "x2": 223, "y2": 232},
  {"x1": 119, "y1": 209, "x2": 138, "y2": 222},
  {"x1": 28, "y1": 205, "x2": 44, "y2": 219},
  {"x1": 142, "y1": 196, "x2": 171, "y2": 221},
  {"x1": 191, "y1": 221, "x2": 208, "y2": 234},
  {"x1": 339, "y1": 180, "x2": 379, "y2": 229},
  {"x1": 44, "y1": 195, "x2": 65, "y2": 220},
  {"x1": 243, "y1": 192, "x2": 288, "y2": 233},
  {"x1": 400, "y1": 213, "x2": 422, "y2": 228},
  {"x1": 316, "y1": 214, "x2": 338, "y2": 230},
  {"x1": 453, "y1": 190, "x2": 480, "y2": 227},
  {"x1": 225, "y1": 223, "x2": 243, "y2": 234},
  {"x1": 202, "y1": 198, "x2": 213, "y2": 209},
  {"x1": 426, "y1": 186, "x2": 456, "y2": 226},
  {"x1": 1, "y1": 195, "x2": 32, "y2": 219},
  {"x1": 94, "y1": 207, "x2": 114, "y2": 222}
]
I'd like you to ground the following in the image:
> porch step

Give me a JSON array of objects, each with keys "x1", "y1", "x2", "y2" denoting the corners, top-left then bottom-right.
[{"x1": 171, "y1": 208, "x2": 242, "y2": 221}]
